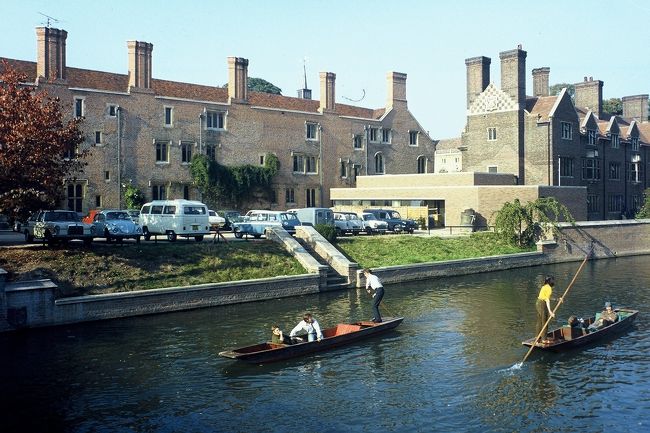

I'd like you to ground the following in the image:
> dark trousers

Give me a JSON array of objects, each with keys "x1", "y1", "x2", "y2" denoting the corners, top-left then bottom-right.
[
  {"x1": 535, "y1": 299, "x2": 549, "y2": 337},
  {"x1": 372, "y1": 287, "x2": 384, "y2": 322}
]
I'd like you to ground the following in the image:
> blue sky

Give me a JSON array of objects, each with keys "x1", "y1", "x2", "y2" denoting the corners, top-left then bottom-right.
[{"x1": 2, "y1": 0, "x2": 649, "y2": 139}]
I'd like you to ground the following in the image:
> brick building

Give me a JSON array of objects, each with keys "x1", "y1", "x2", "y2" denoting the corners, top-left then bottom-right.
[
  {"x1": 437, "y1": 46, "x2": 649, "y2": 220},
  {"x1": 1, "y1": 27, "x2": 436, "y2": 213}
]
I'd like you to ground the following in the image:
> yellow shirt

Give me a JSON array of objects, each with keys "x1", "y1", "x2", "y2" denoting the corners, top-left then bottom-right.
[{"x1": 538, "y1": 284, "x2": 552, "y2": 301}]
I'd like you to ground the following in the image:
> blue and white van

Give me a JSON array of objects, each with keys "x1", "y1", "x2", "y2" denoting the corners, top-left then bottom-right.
[{"x1": 232, "y1": 210, "x2": 301, "y2": 238}]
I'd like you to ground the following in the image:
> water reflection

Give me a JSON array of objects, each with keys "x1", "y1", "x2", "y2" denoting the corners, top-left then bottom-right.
[{"x1": 1, "y1": 256, "x2": 650, "y2": 432}]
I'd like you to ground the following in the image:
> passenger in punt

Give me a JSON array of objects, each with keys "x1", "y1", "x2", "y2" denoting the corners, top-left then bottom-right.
[
  {"x1": 271, "y1": 325, "x2": 291, "y2": 345},
  {"x1": 536, "y1": 276, "x2": 555, "y2": 343},
  {"x1": 363, "y1": 268, "x2": 384, "y2": 323},
  {"x1": 588, "y1": 302, "x2": 618, "y2": 332},
  {"x1": 568, "y1": 315, "x2": 587, "y2": 329},
  {"x1": 289, "y1": 313, "x2": 323, "y2": 342}
]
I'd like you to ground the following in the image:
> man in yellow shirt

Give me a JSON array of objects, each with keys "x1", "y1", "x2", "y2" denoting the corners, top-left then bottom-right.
[{"x1": 536, "y1": 276, "x2": 555, "y2": 341}]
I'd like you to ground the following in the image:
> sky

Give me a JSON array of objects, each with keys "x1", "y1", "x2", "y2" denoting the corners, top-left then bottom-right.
[{"x1": 2, "y1": 0, "x2": 650, "y2": 139}]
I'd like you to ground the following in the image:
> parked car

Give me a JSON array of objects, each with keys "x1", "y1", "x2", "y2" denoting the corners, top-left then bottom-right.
[
  {"x1": 361, "y1": 212, "x2": 389, "y2": 234},
  {"x1": 30, "y1": 210, "x2": 95, "y2": 245},
  {"x1": 363, "y1": 208, "x2": 416, "y2": 233},
  {"x1": 127, "y1": 210, "x2": 140, "y2": 225},
  {"x1": 92, "y1": 210, "x2": 142, "y2": 242},
  {"x1": 82, "y1": 209, "x2": 100, "y2": 225},
  {"x1": 232, "y1": 210, "x2": 301, "y2": 238},
  {"x1": 208, "y1": 210, "x2": 226, "y2": 231},
  {"x1": 139, "y1": 199, "x2": 211, "y2": 242},
  {"x1": 221, "y1": 210, "x2": 242, "y2": 231},
  {"x1": 333, "y1": 211, "x2": 364, "y2": 236}
]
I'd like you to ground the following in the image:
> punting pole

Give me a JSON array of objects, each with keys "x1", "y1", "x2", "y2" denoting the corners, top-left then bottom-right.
[{"x1": 519, "y1": 254, "x2": 590, "y2": 366}]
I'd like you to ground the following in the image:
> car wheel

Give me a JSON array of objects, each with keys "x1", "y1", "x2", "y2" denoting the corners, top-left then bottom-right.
[
  {"x1": 83, "y1": 238, "x2": 92, "y2": 246},
  {"x1": 135, "y1": 236, "x2": 141, "y2": 244},
  {"x1": 143, "y1": 227, "x2": 151, "y2": 241},
  {"x1": 104, "y1": 229, "x2": 112, "y2": 243},
  {"x1": 234, "y1": 229, "x2": 243, "y2": 239},
  {"x1": 335, "y1": 228, "x2": 342, "y2": 237},
  {"x1": 194, "y1": 235, "x2": 204, "y2": 242},
  {"x1": 167, "y1": 231, "x2": 177, "y2": 242},
  {"x1": 24, "y1": 230, "x2": 33, "y2": 243},
  {"x1": 253, "y1": 234, "x2": 262, "y2": 239}
]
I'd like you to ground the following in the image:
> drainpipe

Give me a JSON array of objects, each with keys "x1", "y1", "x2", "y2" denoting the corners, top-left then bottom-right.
[
  {"x1": 116, "y1": 105, "x2": 122, "y2": 209},
  {"x1": 602, "y1": 139, "x2": 606, "y2": 220},
  {"x1": 199, "y1": 108, "x2": 205, "y2": 154},
  {"x1": 546, "y1": 117, "x2": 552, "y2": 186},
  {"x1": 364, "y1": 125, "x2": 369, "y2": 175},
  {"x1": 318, "y1": 123, "x2": 323, "y2": 206}
]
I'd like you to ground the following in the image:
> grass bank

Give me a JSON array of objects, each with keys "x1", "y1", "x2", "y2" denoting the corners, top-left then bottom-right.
[
  {"x1": 336, "y1": 232, "x2": 535, "y2": 268},
  {"x1": 0, "y1": 241, "x2": 305, "y2": 297}
]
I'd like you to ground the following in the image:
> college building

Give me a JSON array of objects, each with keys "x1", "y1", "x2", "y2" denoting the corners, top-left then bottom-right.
[
  {"x1": 437, "y1": 45, "x2": 649, "y2": 220},
  {"x1": 1, "y1": 27, "x2": 436, "y2": 213}
]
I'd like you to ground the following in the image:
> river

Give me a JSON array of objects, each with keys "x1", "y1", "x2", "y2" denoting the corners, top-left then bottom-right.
[{"x1": 1, "y1": 255, "x2": 649, "y2": 433}]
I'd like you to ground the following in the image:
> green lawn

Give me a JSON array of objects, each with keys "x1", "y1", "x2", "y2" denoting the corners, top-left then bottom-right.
[
  {"x1": 0, "y1": 241, "x2": 305, "y2": 297},
  {"x1": 336, "y1": 232, "x2": 535, "y2": 268}
]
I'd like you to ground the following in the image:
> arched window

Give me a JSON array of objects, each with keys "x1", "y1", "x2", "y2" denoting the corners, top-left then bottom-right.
[
  {"x1": 374, "y1": 152, "x2": 384, "y2": 174},
  {"x1": 417, "y1": 155, "x2": 427, "y2": 174}
]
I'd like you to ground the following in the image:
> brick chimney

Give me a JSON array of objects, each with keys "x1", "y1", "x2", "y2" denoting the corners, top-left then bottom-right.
[
  {"x1": 465, "y1": 56, "x2": 491, "y2": 109},
  {"x1": 387, "y1": 71, "x2": 407, "y2": 109},
  {"x1": 499, "y1": 47, "x2": 527, "y2": 106},
  {"x1": 127, "y1": 41, "x2": 153, "y2": 90},
  {"x1": 227, "y1": 57, "x2": 249, "y2": 103},
  {"x1": 574, "y1": 77, "x2": 603, "y2": 118},
  {"x1": 622, "y1": 94, "x2": 648, "y2": 121},
  {"x1": 319, "y1": 72, "x2": 336, "y2": 112},
  {"x1": 532, "y1": 67, "x2": 550, "y2": 97},
  {"x1": 36, "y1": 27, "x2": 67, "y2": 81}
]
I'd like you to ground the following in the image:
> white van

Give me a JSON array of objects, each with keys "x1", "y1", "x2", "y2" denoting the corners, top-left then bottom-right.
[{"x1": 140, "y1": 199, "x2": 211, "y2": 242}]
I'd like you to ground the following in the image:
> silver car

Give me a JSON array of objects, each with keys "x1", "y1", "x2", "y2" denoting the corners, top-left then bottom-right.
[{"x1": 92, "y1": 210, "x2": 142, "y2": 242}]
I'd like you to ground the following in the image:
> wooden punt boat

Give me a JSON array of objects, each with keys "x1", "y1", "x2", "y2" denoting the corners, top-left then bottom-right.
[
  {"x1": 522, "y1": 308, "x2": 638, "y2": 352},
  {"x1": 219, "y1": 317, "x2": 403, "y2": 363}
]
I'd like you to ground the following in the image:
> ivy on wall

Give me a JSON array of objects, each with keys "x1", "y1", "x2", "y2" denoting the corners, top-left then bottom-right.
[{"x1": 190, "y1": 153, "x2": 279, "y2": 208}]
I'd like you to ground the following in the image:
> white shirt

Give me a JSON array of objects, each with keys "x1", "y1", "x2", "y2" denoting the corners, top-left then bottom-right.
[
  {"x1": 365, "y1": 273, "x2": 383, "y2": 290},
  {"x1": 290, "y1": 319, "x2": 323, "y2": 339}
]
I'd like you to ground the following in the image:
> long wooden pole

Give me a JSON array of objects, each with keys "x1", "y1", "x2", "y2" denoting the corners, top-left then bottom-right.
[{"x1": 520, "y1": 255, "x2": 590, "y2": 364}]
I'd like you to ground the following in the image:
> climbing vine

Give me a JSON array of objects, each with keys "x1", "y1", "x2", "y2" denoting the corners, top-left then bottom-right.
[
  {"x1": 190, "y1": 153, "x2": 279, "y2": 207},
  {"x1": 492, "y1": 197, "x2": 574, "y2": 247},
  {"x1": 636, "y1": 188, "x2": 650, "y2": 219}
]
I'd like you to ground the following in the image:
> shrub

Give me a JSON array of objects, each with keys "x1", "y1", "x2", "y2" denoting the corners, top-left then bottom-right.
[
  {"x1": 636, "y1": 188, "x2": 650, "y2": 219},
  {"x1": 315, "y1": 223, "x2": 337, "y2": 243}
]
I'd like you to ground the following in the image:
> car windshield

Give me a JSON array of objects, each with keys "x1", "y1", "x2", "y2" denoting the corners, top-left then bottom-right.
[
  {"x1": 106, "y1": 211, "x2": 130, "y2": 220},
  {"x1": 281, "y1": 213, "x2": 298, "y2": 221},
  {"x1": 44, "y1": 211, "x2": 79, "y2": 222},
  {"x1": 349, "y1": 214, "x2": 360, "y2": 221},
  {"x1": 389, "y1": 211, "x2": 402, "y2": 219},
  {"x1": 363, "y1": 214, "x2": 376, "y2": 221}
]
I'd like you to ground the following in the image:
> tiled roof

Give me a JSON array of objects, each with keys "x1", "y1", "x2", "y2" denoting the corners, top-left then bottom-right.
[
  {"x1": 1, "y1": 57, "x2": 383, "y2": 120},
  {"x1": 637, "y1": 122, "x2": 650, "y2": 144},
  {"x1": 526, "y1": 95, "x2": 558, "y2": 122},
  {"x1": 436, "y1": 136, "x2": 462, "y2": 150}
]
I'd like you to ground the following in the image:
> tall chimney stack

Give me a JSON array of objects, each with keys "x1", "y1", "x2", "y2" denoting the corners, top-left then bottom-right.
[
  {"x1": 228, "y1": 57, "x2": 249, "y2": 102},
  {"x1": 319, "y1": 72, "x2": 336, "y2": 113},
  {"x1": 499, "y1": 47, "x2": 527, "y2": 106},
  {"x1": 36, "y1": 27, "x2": 67, "y2": 81},
  {"x1": 574, "y1": 77, "x2": 603, "y2": 118},
  {"x1": 386, "y1": 71, "x2": 407, "y2": 109},
  {"x1": 465, "y1": 56, "x2": 491, "y2": 109},
  {"x1": 532, "y1": 67, "x2": 550, "y2": 97},
  {"x1": 127, "y1": 41, "x2": 153, "y2": 90},
  {"x1": 622, "y1": 94, "x2": 649, "y2": 121}
]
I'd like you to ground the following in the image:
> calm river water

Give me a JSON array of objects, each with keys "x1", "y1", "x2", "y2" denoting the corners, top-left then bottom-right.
[{"x1": 2, "y1": 256, "x2": 650, "y2": 433}]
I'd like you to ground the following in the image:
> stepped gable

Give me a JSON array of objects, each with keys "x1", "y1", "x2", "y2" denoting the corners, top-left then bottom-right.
[{"x1": 468, "y1": 82, "x2": 518, "y2": 115}]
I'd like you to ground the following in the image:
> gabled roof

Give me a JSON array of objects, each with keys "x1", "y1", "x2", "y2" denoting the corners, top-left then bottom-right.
[
  {"x1": 0, "y1": 57, "x2": 385, "y2": 120},
  {"x1": 637, "y1": 122, "x2": 650, "y2": 144},
  {"x1": 580, "y1": 110, "x2": 599, "y2": 131},
  {"x1": 526, "y1": 95, "x2": 559, "y2": 122}
]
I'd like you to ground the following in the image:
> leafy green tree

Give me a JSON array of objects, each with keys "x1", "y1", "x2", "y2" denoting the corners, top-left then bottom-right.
[
  {"x1": 549, "y1": 83, "x2": 575, "y2": 100},
  {"x1": 123, "y1": 183, "x2": 145, "y2": 210},
  {"x1": 603, "y1": 98, "x2": 622, "y2": 115},
  {"x1": 190, "y1": 153, "x2": 279, "y2": 208},
  {"x1": 0, "y1": 62, "x2": 86, "y2": 221},
  {"x1": 493, "y1": 197, "x2": 574, "y2": 247},
  {"x1": 636, "y1": 188, "x2": 650, "y2": 219},
  {"x1": 222, "y1": 77, "x2": 282, "y2": 95}
]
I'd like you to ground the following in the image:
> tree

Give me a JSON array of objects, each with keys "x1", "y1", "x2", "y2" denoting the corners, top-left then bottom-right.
[
  {"x1": 222, "y1": 77, "x2": 282, "y2": 95},
  {"x1": 636, "y1": 188, "x2": 650, "y2": 219},
  {"x1": 603, "y1": 98, "x2": 622, "y2": 115},
  {"x1": 492, "y1": 197, "x2": 574, "y2": 247},
  {"x1": 549, "y1": 83, "x2": 575, "y2": 100},
  {"x1": 0, "y1": 62, "x2": 86, "y2": 221},
  {"x1": 123, "y1": 183, "x2": 145, "y2": 210}
]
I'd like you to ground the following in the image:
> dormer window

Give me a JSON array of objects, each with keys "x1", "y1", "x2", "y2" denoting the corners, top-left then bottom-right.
[
  {"x1": 611, "y1": 133, "x2": 619, "y2": 149},
  {"x1": 561, "y1": 122, "x2": 572, "y2": 140},
  {"x1": 631, "y1": 137, "x2": 639, "y2": 151},
  {"x1": 587, "y1": 130, "x2": 597, "y2": 145}
]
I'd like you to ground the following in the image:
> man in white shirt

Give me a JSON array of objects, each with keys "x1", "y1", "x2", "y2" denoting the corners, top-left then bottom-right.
[
  {"x1": 363, "y1": 268, "x2": 384, "y2": 323},
  {"x1": 289, "y1": 313, "x2": 323, "y2": 342}
]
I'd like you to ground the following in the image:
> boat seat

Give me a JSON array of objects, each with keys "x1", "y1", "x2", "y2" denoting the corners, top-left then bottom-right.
[{"x1": 561, "y1": 326, "x2": 587, "y2": 340}]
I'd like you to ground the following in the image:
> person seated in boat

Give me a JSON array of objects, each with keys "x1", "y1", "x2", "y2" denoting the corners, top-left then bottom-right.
[
  {"x1": 587, "y1": 302, "x2": 618, "y2": 332},
  {"x1": 271, "y1": 325, "x2": 292, "y2": 345},
  {"x1": 289, "y1": 313, "x2": 323, "y2": 342}
]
